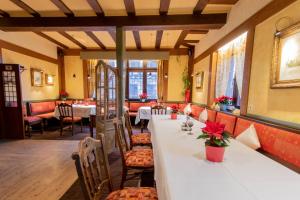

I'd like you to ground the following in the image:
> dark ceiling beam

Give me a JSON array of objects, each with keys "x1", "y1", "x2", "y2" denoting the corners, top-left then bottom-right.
[
  {"x1": 85, "y1": 31, "x2": 106, "y2": 49},
  {"x1": 0, "y1": 10, "x2": 10, "y2": 17},
  {"x1": 0, "y1": 14, "x2": 227, "y2": 31},
  {"x1": 86, "y1": 0, "x2": 104, "y2": 17},
  {"x1": 155, "y1": 30, "x2": 163, "y2": 49},
  {"x1": 34, "y1": 31, "x2": 69, "y2": 49},
  {"x1": 209, "y1": 0, "x2": 239, "y2": 4},
  {"x1": 132, "y1": 31, "x2": 141, "y2": 49},
  {"x1": 51, "y1": 0, "x2": 74, "y2": 17},
  {"x1": 182, "y1": 43, "x2": 194, "y2": 48},
  {"x1": 174, "y1": 30, "x2": 189, "y2": 49},
  {"x1": 193, "y1": 0, "x2": 209, "y2": 15},
  {"x1": 183, "y1": 40, "x2": 200, "y2": 43},
  {"x1": 108, "y1": 30, "x2": 116, "y2": 43},
  {"x1": 58, "y1": 31, "x2": 87, "y2": 49},
  {"x1": 159, "y1": 0, "x2": 171, "y2": 15},
  {"x1": 10, "y1": 0, "x2": 40, "y2": 17},
  {"x1": 188, "y1": 30, "x2": 209, "y2": 34},
  {"x1": 124, "y1": 0, "x2": 135, "y2": 16}
]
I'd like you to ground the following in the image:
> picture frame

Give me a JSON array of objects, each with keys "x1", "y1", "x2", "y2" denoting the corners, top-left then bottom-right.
[
  {"x1": 30, "y1": 68, "x2": 43, "y2": 87},
  {"x1": 195, "y1": 71, "x2": 204, "y2": 89},
  {"x1": 45, "y1": 74, "x2": 54, "y2": 85},
  {"x1": 271, "y1": 22, "x2": 300, "y2": 88}
]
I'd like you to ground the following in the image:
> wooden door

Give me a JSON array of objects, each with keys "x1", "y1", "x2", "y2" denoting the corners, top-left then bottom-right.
[{"x1": 0, "y1": 64, "x2": 24, "y2": 139}]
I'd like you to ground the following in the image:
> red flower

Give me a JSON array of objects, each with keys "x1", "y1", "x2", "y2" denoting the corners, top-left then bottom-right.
[
  {"x1": 202, "y1": 121, "x2": 225, "y2": 139},
  {"x1": 170, "y1": 104, "x2": 179, "y2": 113},
  {"x1": 139, "y1": 93, "x2": 148, "y2": 99}
]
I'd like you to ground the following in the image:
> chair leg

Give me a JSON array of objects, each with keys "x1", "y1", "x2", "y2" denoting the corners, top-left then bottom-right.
[
  {"x1": 60, "y1": 120, "x2": 63, "y2": 136},
  {"x1": 120, "y1": 169, "x2": 127, "y2": 189},
  {"x1": 28, "y1": 125, "x2": 32, "y2": 138}
]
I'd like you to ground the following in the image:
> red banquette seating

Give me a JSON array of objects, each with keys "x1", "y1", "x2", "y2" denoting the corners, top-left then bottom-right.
[
  {"x1": 28, "y1": 101, "x2": 56, "y2": 119},
  {"x1": 215, "y1": 112, "x2": 237, "y2": 135}
]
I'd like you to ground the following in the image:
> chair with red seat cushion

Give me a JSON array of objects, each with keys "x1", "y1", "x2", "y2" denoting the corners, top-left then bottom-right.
[
  {"x1": 215, "y1": 112, "x2": 237, "y2": 135},
  {"x1": 72, "y1": 136, "x2": 157, "y2": 200}
]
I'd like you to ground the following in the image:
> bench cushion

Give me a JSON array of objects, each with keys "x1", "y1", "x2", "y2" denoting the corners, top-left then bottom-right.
[
  {"x1": 36, "y1": 112, "x2": 54, "y2": 119},
  {"x1": 24, "y1": 116, "x2": 42, "y2": 124},
  {"x1": 129, "y1": 102, "x2": 144, "y2": 112},
  {"x1": 29, "y1": 101, "x2": 56, "y2": 115},
  {"x1": 191, "y1": 105, "x2": 204, "y2": 119},
  {"x1": 207, "y1": 109, "x2": 217, "y2": 122},
  {"x1": 215, "y1": 112, "x2": 237, "y2": 135}
]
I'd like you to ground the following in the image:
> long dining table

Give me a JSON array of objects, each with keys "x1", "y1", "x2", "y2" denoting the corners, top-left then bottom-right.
[{"x1": 148, "y1": 115, "x2": 300, "y2": 200}]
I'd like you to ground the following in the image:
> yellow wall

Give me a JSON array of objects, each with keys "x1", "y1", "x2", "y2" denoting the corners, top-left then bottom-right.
[
  {"x1": 167, "y1": 55, "x2": 189, "y2": 101},
  {"x1": 2, "y1": 49, "x2": 59, "y2": 101},
  {"x1": 192, "y1": 55, "x2": 210, "y2": 105},
  {"x1": 64, "y1": 56, "x2": 84, "y2": 99},
  {"x1": 248, "y1": 0, "x2": 300, "y2": 124}
]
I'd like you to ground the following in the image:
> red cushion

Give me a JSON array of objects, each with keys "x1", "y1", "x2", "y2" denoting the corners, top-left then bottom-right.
[
  {"x1": 178, "y1": 103, "x2": 187, "y2": 112},
  {"x1": 191, "y1": 105, "x2": 204, "y2": 119},
  {"x1": 24, "y1": 116, "x2": 42, "y2": 123},
  {"x1": 207, "y1": 109, "x2": 217, "y2": 122},
  {"x1": 29, "y1": 101, "x2": 56, "y2": 115},
  {"x1": 215, "y1": 112, "x2": 237, "y2": 135},
  {"x1": 36, "y1": 112, "x2": 54, "y2": 119},
  {"x1": 129, "y1": 102, "x2": 144, "y2": 112}
]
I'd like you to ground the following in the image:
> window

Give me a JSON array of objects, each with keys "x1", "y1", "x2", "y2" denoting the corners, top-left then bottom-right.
[{"x1": 127, "y1": 60, "x2": 158, "y2": 100}]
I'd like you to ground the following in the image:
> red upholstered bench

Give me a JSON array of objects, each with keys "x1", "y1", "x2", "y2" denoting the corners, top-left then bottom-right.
[
  {"x1": 207, "y1": 109, "x2": 217, "y2": 122},
  {"x1": 128, "y1": 102, "x2": 148, "y2": 117},
  {"x1": 215, "y1": 112, "x2": 237, "y2": 135},
  {"x1": 23, "y1": 104, "x2": 43, "y2": 137},
  {"x1": 191, "y1": 104, "x2": 205, "y2": 120},
  {"x1": 178, "y1": 103, "x2": 187, "y2": 113},
  {"x1": 234, "y1": 118, "x2": 300, "y2": 170},
  {"x1": 28, "y1": 101, "x2": 56, "y2": 122}
]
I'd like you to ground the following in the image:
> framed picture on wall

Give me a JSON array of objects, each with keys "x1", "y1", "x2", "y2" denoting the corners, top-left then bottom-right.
[
  {"x1": 30, "y1": 68, "x2": 43, "y2": 87},
  {"x1": 195, "y1": 71, "x2": 204, "y2": 89},
  {"x1": 45, "y1": 74, "x2": 54, "y2": 85},
  {"x1": 271, "y1": 22, "x2": 300, "y2": 88}
]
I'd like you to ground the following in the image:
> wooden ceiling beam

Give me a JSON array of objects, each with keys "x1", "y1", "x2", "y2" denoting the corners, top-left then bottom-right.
[
  {"x1": 124, "y1": 0, "x2": 135, "y2": 16},
  {"x1": 51, "y1": 0, "x2": 74, "y2": 17},
  {"x1": 0, "y1": 14, "x2": 227, "y2": 31},
  {"x1": 174, "y1": 30, "x2": 189, "y2": 49},
  {"x1": 209, "y1": 0, "x2": 239, "y2": 4},
  {"x1": 159, "y1": 0, "x2": 171, "y2": 15},
  {"x1": 155, "y1": 30, "x2": 163, "y2": 49},
  {"x1": 85, "y1": 31, "x2": 106, "y2": 49},
  {"x1": 132, "y1": 31, "x2": 141, "y2": 49},
  {"x1": 58, "y1": 31, "x2": 87, "y2": 49},
  {"x1": 183, "y1": 40, "x2": 200, "y2": 43},
  {"x1": 108, "y1": 30, "x2": 116, "y2": 43},
  {"x1": 0, "y1": 10, "x2": 10, "y2": 17},
  {"x1": 188, "y1": 30, "x2": 209, "y2": 34},
  {"x1": 10, "y1": 0, "x2": 40, "y2": 17},
  {"x1": 182, "y1": 43, "x2": 194, "y2": 48},
  {"x1": 34, "y1": 31, "x2": 69, "y2": 49},
  {"x1": 86, "y1": 0, "x2": 104, "y2": 17},
  {"x1": 193, "y1": 0, "x2": 209, "y2": 15}
]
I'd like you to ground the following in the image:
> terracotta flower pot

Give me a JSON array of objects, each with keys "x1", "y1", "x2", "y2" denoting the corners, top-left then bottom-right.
[
  {"x1": 171, "y1": 113, "x2": 177, "y2": 120},
  {"x1": 205, "y1": 146, "x2": 225, "y2": 162}
]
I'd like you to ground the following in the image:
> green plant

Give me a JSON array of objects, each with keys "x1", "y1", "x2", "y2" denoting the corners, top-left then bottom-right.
[{"x1": 181, "y1": 66, "x2": 191, "y2": 96}]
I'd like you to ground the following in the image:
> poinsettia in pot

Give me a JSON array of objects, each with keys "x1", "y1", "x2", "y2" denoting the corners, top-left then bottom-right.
[
  {"x1": 214, "y1": 95, "x2": 233, "y2": 111},
  {"x1": 139, "y1": 93, "x2": 148, "y2": 102},
  {"x1": 170, "y1": 104, "x2": 179, "y2": 120},
  {"x1": 197, "y1": 121, "x2": 230, "y2": 162},
  {"x1": 59, "y1": 90, "x2": 69, "y2": 101}
]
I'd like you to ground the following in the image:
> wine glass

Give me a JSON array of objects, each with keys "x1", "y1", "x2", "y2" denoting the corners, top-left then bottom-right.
[{"x1": 186, "y1": 120, "x2": 194, "y2": 135}]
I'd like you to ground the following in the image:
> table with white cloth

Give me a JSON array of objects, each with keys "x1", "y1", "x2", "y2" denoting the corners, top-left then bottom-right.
[
  {"x1": 54, "y1": 104, "x2": 96, "y2": 119},
  {"x1": 148, "y1": 114, "x2": 300, "y2": 200},
  {"x1": 135, "y1": 106, "x2": 172, "y2": 125}
]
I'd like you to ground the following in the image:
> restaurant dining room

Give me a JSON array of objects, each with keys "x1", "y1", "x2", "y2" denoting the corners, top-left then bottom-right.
[{"x1": 0, "y1": 0, "x2": 300, "y2": 200}]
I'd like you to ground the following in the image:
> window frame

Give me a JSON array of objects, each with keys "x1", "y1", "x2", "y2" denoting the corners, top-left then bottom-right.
[{"x1": 126, "y1": 60, "x2": 158, "y2": 101}]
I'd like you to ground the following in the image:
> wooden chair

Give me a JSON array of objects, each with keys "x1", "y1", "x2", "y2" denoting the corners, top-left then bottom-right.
[
  {"x1": 57, "y1": 103, "x2": 83, "y2": 136},
  {"x1": 124, "y1": 111, "x2": 152, "y2": 149},
  {"x1": 72, "y1": 136, "x2": 157, "y2": 200},
  {"x1": 23, "y1": 104, "x2": 43, "y2": 137},
  {"x1": 113, "y1": 119, "x2": 154, "y2": 189},
  {"x1": 151, "y1": 105, "x2": 167, "y2": 115}
]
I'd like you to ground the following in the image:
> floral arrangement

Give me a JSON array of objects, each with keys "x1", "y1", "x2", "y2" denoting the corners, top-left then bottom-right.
[
  {"x1": 170, "y1": 104, "x2": 179, "y2": 114},
  {"x1": 139, "y1": 93, "x2": 148, "y2": 100},
  {"x1": 214, "y1": 95, "x2": 233, "y2": 105},
  {"x1": 197, "y1": 121, "x2": 230, "y2": 147},
  {"x1": 59, "y1": 90, "x2": 69, "y2": 99}
]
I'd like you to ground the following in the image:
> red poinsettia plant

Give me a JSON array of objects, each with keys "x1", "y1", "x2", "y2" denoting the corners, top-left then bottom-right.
[
  {"x1": 214, "y1": 95, "x2": 233, "y2": 105},
  {"x1": 197, "y1": 121, "x2": 230, "y2": 147},
  {"x1": 59, "y1": 90, "x2": 69, "y2": 99},
  {"x1": 170, "y1": 104, "x2": 179, "y2": 114},
  {"x1": 139, "y1": 93, "x2": 148, "y2": 100}
]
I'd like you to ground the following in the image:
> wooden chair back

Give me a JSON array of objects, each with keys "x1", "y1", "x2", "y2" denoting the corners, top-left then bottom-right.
[
  {"x1": 151, "y1": 105, "x2": 167, "y2": 115},
  {"x1": 113, "y1": 118, "x2": 129, "y2": 166},
  {"x1": 58, "y1": 103, "x2": 73, "y2": 119},
  {"x1": 72, "y1": 136, "x2": 113, "y2": 200},
  {"x1": 123, "y1": 111, "x2": 133, "y2": 138}
]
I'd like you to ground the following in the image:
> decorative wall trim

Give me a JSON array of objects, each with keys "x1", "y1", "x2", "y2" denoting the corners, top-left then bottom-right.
[{"x1": 0, "y1": 39, "x2": 58, "y2": 64}]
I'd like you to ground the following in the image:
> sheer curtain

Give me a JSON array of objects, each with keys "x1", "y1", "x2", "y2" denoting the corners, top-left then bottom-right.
[
  {"x1": 87, "y1": 59, "x2": 98, "y2": 99},
  {"x1": 215, "y1": 32, "x2": 247, "y2": 105}
]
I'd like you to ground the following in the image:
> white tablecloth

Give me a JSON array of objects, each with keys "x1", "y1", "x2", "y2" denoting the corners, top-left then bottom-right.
[
  {"x1": 148, "y1": 115, "x2": 300, "y2": 200},
  {"x1": 135, "y1": 106, "x2": 171, "y2": 124},
  {"x1": 54, "y1": 104, "x2": 96, "y2": 119}
]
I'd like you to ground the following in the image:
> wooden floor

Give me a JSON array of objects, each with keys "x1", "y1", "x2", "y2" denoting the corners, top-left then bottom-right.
[{"x1": 0, "y1": 139, "x2": 78, "y2": 200}]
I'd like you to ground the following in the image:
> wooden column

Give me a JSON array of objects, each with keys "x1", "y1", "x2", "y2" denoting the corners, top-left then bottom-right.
[
  {"x1": 57, "y1": 48, "x2": 65, "y2": 92},
  {"x1": 82, "y1": 59, "x2": 88, "y2": 98},
  {"x1": 116, "y1": 26, "x2": 126, "y2": 118},
  {"x1": 162, "y1": 60, "x2": 169, "y2": 101},
  {"x1": 188, "y1": 47, "x2": 195, "y2": 102},
  {"x1": 207, "y1": 52, "x2": 217, "y2": 107},
  {"x1": 0, "y1": 48, "x2": 3, "y2": 63},
  {"x1": 240, "y1": 28, "x2": 255, "y2": 115}
]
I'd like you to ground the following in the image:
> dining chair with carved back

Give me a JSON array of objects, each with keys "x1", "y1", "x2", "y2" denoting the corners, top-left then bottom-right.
[
  {"x1": 151, "y1": 105, "x2": 167, "y2": 115},
  {"x1": 57, "y1": 103, "x2": 83, "y2": 136},
  {"x1": 72, "y1": 135, "x2": 158, "y2": 200}
]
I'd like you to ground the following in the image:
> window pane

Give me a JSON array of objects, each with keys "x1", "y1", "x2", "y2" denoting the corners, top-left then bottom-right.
[
  {"x1": 147, "y1": 60, "x2": 158, "y2": 68},
  {"x1": 129, "y1": 60, "x2": 143, "y2": 68},
  {"x1": 129, "y1": 72, "x2": 143, "y2": 99},
  {"x1": 147, "y1": 72, "x2": 157, "y2": 99},
  {"x1": 107, "y1": 60, "x2": 116, "y2": 68}
]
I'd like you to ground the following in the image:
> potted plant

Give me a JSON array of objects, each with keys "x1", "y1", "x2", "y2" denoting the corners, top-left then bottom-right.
[
  {"x1": 197, "y1": 121, "x2": 230, "y2": 162},
  {"x1": 214, "y1": 96, "x2": 233, "y2": 111},
  {"x1": 59, "y1": 90, "x2": 69, "y2": 101},
  {"x1": 182, "y1": 67, "x2": 191, "y2": 103},
  {"x1": 170, "y1": 104, "x2": 179, "y2": 120},
  {"x1": 139, "y1": 93, "x2": 148, "y2": 102}
]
